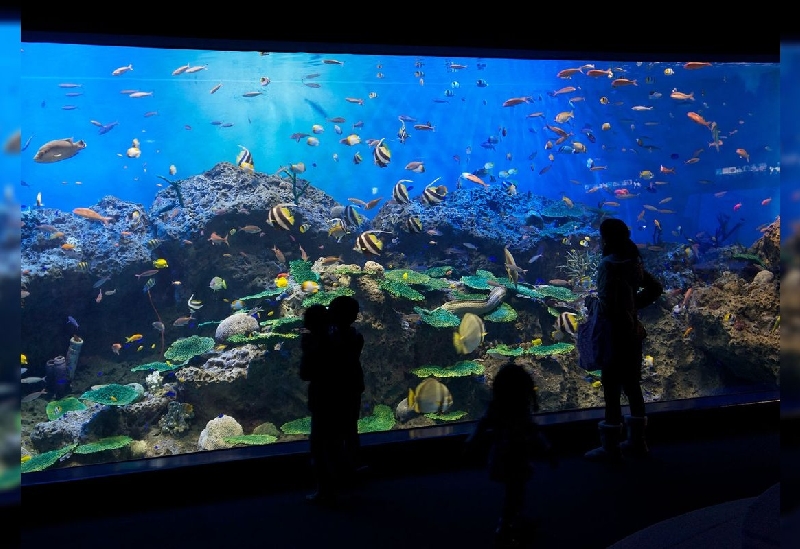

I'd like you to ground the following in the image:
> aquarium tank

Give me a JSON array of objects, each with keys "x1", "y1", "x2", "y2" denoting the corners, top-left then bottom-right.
[{"x1": 18, "y1": 36, "x2": 780, "y2": 475}]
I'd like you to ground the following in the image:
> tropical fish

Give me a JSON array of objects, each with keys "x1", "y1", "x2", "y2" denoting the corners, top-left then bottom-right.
[
  {"x1": 392, "y1": 181, "x2": 412, "y2": 204},
  {"x1": 125, "y1": 334, "x2": 143, "y2": 343},
  {"x1": 67, "y1": 316, "x2": 79, "y2": 328},
  {"x1": 453, "y1": 312, "x2": 485, "y2": 354},
  {"x1": 209, "y1": 276, "x2": 227, "y2": 291},
  {"x1": 73, "y1": 207, "x2": 113, "y2": 225},
  {"x1": 373, "y1": 138, "x2": 391, "y2": 168},
  {"x1": 152, "y1": 258, "x2": 168, "y2": 269},
  {"x1": 266, "y1": 203, "x2": 295, "y2": 230},
  {"x1": 408, "y1": 377, "x2": 453, "y2": 414},
  {"x1": 135, "y1": 269, "x2": 159, "y2": 278},
  {"x1": 142, "y1": 278, "x2": 156, "y2": 292},
  {"x1": 187, "y1": 294, "x2": 203, "y2": 310},
  {"x1": 353, "y1": 230, "x2": 389, "y2": 256},
  {"x1": 406, "y1": 216, "x2": 423, "y2": 233},
  {"x1": 236, "y1": 145, "x2": 254, "y2": 171},
  {"x1": 301, "y1": 280, "x2": 320, "y2": 294},
  {"x1": 34, "y1": 138, "x2": 87, "y2": 163},
  {"x1": 554, "y1": 311, "x2": 579, "y2": 341}
]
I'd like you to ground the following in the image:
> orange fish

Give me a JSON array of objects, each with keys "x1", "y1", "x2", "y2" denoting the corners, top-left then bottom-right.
[
  {"x1": 660, "y1": 165, "x2": 676, "y2": 174},
  {"x1": 61, "y1": 243, "x2": 76, "y2": 251},
  {"x1": 735, "y1": 148, "x2": 750, "y2": 162},
  {"x1": 125, "y1": 334, "x2": 143, "y2": 343},
  {"x1": 687, "y1": 112, "x2": 712, "y2": 128},
  {"x1": 111, "y1": 343, "x2": 122, "y2": 355},
  {"x1": 683, "y1": 62, "x2": 712, "y2": 70},
  {"x1": 460, "y1": 172, "x2": 488, "y2": 187},
  {"x1": 73, "y1": 207, "x2": 114, "y2": 225},
  {"x1": 611, "y1": 78, "x2": 637, "y2": 87},
  {"x1": 502, "y1": 96, "x2": 532, "y2": 107},
  {"x1": 208, "y1": 231, "x2": 229, "y2": 246}
]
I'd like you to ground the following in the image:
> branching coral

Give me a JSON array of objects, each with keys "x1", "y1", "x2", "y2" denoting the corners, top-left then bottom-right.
[
  {"x1": 289, "y1": 259, "x2": 318, "y2": 284},
  {"x1": 278, "y1": 167, "x2": 311, "y2": 204},
  {"x1": 558, "y1": 249, "x2": 600, "y2": 283}
]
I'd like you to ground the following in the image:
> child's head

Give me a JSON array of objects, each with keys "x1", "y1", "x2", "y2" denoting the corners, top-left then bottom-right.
[
  {"x1": 328, "y1": 295, "x2": 359, "y2": 327},
  {"x1": 492, "y1": 362, "x2": 535, "y2": 409},
  {"x1": 303, "y1": 304, "x2": 330, "y2": 333}
]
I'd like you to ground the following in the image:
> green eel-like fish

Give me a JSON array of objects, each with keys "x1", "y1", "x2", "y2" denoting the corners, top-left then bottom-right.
[{"x1": 441, "y1": 285, "x2": 507, "y2": 316}]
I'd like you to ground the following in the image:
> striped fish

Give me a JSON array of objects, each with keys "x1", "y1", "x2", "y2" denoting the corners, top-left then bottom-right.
[
  {"x1": 353, "y1": 230, "x2": 390, "y2": 256},
  {"x1": 421, "y1": 178, "x2": 447, "y2": 206},
  {"x1": 236, "y1": 145, "x2": 254, "y2": 171},
  {"x1": 266, "y1": 203, "x2": 295, "y2": 230},
  {"x1": 373, "y1": 138, "x2": 391, "y2": 168},
  {"x1": 406, "y1": 216, "x2": 423, "y2": 233},
  {"x1": 393, "y1": 181, "x2": 412, "y2": 204}
]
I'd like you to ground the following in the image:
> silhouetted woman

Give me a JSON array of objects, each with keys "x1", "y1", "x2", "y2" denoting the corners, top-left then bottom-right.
[{"x1": 585, "y1": 218, "x2": 663, "y2": 462}]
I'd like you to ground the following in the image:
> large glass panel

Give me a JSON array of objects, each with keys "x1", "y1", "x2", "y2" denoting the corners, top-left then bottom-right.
[{"x1": 19, "y1": 39, "x2": 780, "y2": 474}]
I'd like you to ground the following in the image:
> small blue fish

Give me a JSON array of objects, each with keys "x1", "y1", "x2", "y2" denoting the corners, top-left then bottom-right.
[{"x1": 67, "y1": 316, "x2": 79, "y2": 329}]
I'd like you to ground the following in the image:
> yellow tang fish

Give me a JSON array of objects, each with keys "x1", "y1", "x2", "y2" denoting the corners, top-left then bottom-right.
[{"x1": 153, "y1": 258, "x2": 168, "y2": 269}]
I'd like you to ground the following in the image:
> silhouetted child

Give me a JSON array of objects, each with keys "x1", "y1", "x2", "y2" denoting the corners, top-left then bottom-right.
[
  {"x1": 464, "y1": 362, "x2": 554, "y2": 547},
  {"x1": 299, "y1": 304, "x2": 339, "y2": 504},
  {"x1": 327, "y1": 296, "x2": 366, "y2": 483}
]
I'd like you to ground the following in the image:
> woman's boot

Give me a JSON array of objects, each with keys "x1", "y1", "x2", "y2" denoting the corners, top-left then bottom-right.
[
  {"x1": 584, "y1": 420, "x2": 623, "y2": 462},
  {"x1": 619, "y1": 415, "x2": 649, "y2": 458}
]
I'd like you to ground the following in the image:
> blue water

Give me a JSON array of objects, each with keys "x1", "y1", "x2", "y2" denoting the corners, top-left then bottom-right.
[{"x1": 20, "y1": 43, "x2": 779, "y2": 245}]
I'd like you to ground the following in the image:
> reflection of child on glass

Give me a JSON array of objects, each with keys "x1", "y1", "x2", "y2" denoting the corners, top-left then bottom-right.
[
  {"x1": 464, "y1": 362, "x2": 554, "y2": 546},
  {"x1": 585, "y1": 218, "x2": 663, "y2": 462}
]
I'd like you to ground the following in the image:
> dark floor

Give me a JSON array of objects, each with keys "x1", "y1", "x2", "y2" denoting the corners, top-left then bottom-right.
[{"x1": 19, "y1": 399, "x2": 780, "y2": 549}]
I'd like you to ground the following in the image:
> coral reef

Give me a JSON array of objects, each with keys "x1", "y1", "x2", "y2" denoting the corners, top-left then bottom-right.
[
  {"x1": 80, "y1": 384, "x2": 141, "y2": 406},
  {"x1": 280, "y1": 417, "x2": 311, "y2": 435},
  {"x1": 223, "y1": 434, "x2": 278, "y2": 446},
  {"x1": 21, "y1": 444, "x2": 75, "y2": 473},
  {"x1": 45, "y1": 397, "x2": 86, "y2": 421},
  {"x1": 215, "y1": 313, "x2": 259, "y2": 343},
  {"x1": 411, "y1": 361, "x2": 485, "y2": 378},
  {"x1": 558, "y1": 248, "x2": 600, "y2": 284},
  {"x1": 164, "y1": 336, "x2": 215, "y2": 364},
  {"x1": 357, "y1": 404, "x2": 396, "y2": 433},
  {"x1": 197, "y1": 414, "x2": 243, "y2": 451},
  {"x1": 158, "y1": 401, "x2": 194, "y2": 436},
  {"x1": 73, "y1": 435, "x2": 133, "y2": 454}
]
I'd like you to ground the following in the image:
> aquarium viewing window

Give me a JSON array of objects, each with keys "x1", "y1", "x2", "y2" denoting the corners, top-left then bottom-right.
[{"x1": 18, "y1": 32, "x2": 780, "y2": 478}]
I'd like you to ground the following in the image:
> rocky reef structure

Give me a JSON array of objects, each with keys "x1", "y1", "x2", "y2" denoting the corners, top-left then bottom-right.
[{"x1": 19, "y1": 163, "x2": 781, "y2": 471}]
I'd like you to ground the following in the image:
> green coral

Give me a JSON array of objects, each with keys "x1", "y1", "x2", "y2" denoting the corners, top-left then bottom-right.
[
  {"x1": 259, "y1": 316, "x2": 302, "y2": 332},
  {"x1": 486, "y1": 344, "x2": 526, "y2": 357},
  {"x1": 164, "y1": 335, "x2": 215, "y2": 364},
  {"x1": 730, "y1": 253, "x2": 766, "y2": 268},
  {"x1": 74, "y1": 436, "x2": 133, "y2": 454},
  {"x1": 424, "y1": 266, "x2": 455, "y2": 278},
  {"x1": 280, "y1": 417, "x2": 312, "y2": 435},
  {"x1": 223, "y1": 434, "x2": 278, "y2": 446},
  {"x1": 130, "y1": 361, "x2": 182, "y2": 372},
  {"x1": 279, "y1": 167, "x2": 311, "y2": 204},
  {"x1": 238, "y1": 288, "x2": 286, "y2": 301},
  {"x1": 357, "y1": 404, "x2": 395, "y2": 433},
  {"x1": 484, "y1": 302, "x2": 517, "y2": 323},
  {"x1": 332, "y1": 264, "x2": 364, "y2": 276},
  {"x1": 559, "y1": 249, "x2": 600, "y2": 282},
  {"x1": 378, "y1": 278, "x2": 426, "y2": 301},
  {"x1": 525, "y1": 342, "x2": 575, "y2": 356},
  {"x1": 46, "y1": 397, "x2": 87, "y2": 421},
  {"x1": 301, "y1": 287, "x2": 355, "y2": 308},
  {"x1": 425, "y1": 410, "x2": 468, "y2": 421},
  {"x1": 80, "y1": 384, "x2": 140, "y2": 406},
  {"x1": 536, "y1": 284, "x2": 579, "y2": 302},
  {"x1": 21, "y1": 444, "x2": 76, "y2": 473},
  {"x1": 413, "y1": 306, "x2": 461, "y2": 328},
  {"x1": 227, "y1": 332, "x2": 284, "y2": 344},
  {"x1": 411, "y1": 360, "x2": 485, "y2": 378},
  {"x1": 289, "y1": 259, "x2": 318, "y2": 284},
  {"x1": 461, "y1": 270, "x2": 500, "y2": 290}
]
